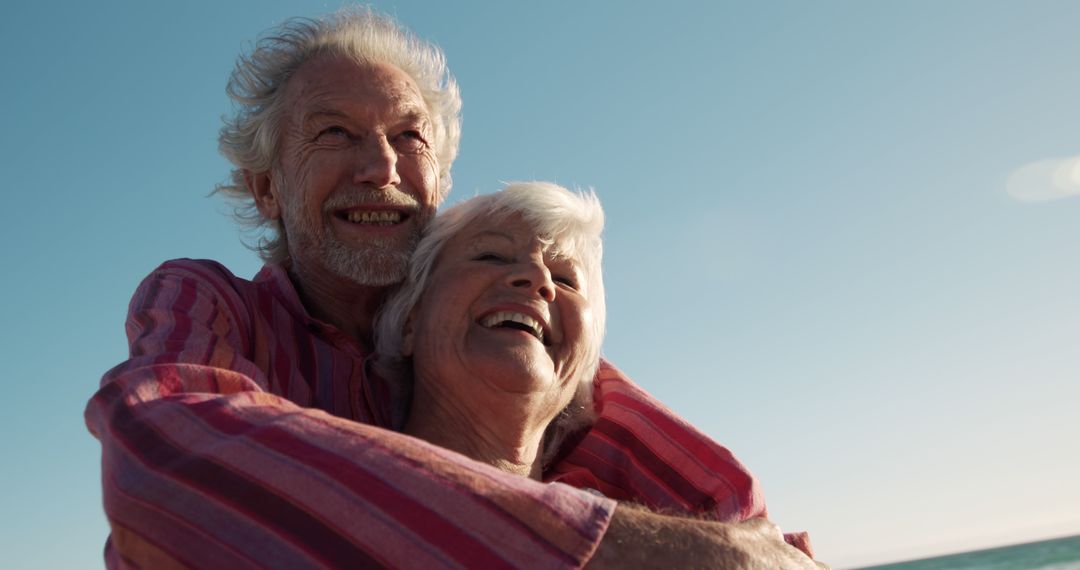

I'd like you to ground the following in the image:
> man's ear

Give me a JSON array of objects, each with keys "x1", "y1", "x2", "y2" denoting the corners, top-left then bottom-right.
[
  {"x1": 401, "y1": 313, "x2": 415, "y2": 357},
  {"x1": 245, "y1": 170, "x2": 281, "y2": 220}
]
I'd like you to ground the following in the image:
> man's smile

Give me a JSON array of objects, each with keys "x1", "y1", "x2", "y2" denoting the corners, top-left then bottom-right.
[{"x1": 338, "y1": 208, "x2": 407, "y2": 225}]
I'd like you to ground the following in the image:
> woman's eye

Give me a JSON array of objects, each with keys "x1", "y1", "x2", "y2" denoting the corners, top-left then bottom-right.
[
  {"x1": 554, "y1": 275, "x2": 579, "y2": 290},
  {"x1": 475, "y1": 253, "x2": 506, "y2": 262}
]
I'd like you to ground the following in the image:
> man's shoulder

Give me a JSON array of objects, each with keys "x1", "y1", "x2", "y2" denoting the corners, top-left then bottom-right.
[
  {"x1": 142, "y1": 258, "x2": 272, "y2": 291},
  {"x1": 152, "y1": 258, "x2": 244, "y2": 281},
  {"x1": 133, "y1": 258, "x2": 264, "y2": 310},
  {"x1": 135, "y1": 258, "x2": 303, "y2": 322},
  {"x1": 126, "y1": 258, "x2": 278, "y2": 335}
]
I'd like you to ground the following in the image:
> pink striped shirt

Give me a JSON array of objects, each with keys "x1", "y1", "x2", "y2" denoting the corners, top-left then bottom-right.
[{"x1": 86, "y1": 258, "x2": 772, "y2": 568}]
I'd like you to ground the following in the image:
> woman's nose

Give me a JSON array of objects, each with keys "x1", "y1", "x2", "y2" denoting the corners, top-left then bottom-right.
[{"x1": 508, "y1": 261, "x2": 556, "y2": 302}]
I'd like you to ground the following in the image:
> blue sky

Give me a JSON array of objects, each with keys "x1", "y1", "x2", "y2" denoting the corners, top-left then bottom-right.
[{"x1": 2, "y1": 1, "x2": 1078, "y2": 567}]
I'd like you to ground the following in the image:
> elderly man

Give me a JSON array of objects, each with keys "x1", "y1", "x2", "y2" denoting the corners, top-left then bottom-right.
[{"x1": 86, "y1": 8, "x2": 819, "y2": 569}]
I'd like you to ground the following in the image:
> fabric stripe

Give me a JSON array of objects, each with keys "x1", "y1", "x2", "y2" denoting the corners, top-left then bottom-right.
[
  {"x1": 103, "y1": 449, "x2": 264, "y2": 569},
  {"x1": 101, "y1": 382, "x2": 385, "y2": 569},
  {"x1": 359, "y1": 435, "x2": 596, "y2": 567},
  {"x1": 109, "y1": 523, "x2": 188, "y2": 570},
  {"x1": 102, "y1": 406, "x2": 327, "y2": 569},
  {"x1": 557, "y1": 433, "x2": 693, "y2": 509},
  {"x1": 131, "y1": 392, "x2": 461, "y2": 569},
  {"x1": 593, "y1": 418, "x2": 717, "y2": 508},
  {"x1": 190, "y1": 396, "x2": 522, "y2": 569},
  {"x1": 174, "y1": 261, "x2": 251, "y2": 352},
  {"x1": 602, "y1": 395, "x2": 755, "y2": 510}
]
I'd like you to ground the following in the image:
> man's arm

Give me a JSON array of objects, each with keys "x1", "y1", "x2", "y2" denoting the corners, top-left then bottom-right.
[
  {"x1": 550, "y1": 363, "x2": 824, "y2": 565},
  {"x1": 588, "y1": 505, "x2": 827, "y2": 570},
  {"x1": 86, "y1": 261, "x2": 615, "y2": 568},
  {"x1": 549, "y1": 362, "x2": 769, "y2": 520}
]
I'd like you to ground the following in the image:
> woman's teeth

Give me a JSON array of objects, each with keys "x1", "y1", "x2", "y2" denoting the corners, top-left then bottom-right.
[{"x1": 480, "y1": 311, "x2": 545, "y2": 343}]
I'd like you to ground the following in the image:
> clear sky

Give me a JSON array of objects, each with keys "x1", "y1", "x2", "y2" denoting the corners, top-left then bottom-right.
[{"x1": 2, "y1": 1, "x2": 1077, "y2": 568}]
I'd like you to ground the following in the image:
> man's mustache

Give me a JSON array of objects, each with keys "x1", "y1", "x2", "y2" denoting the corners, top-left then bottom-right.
[{"x1": 322, "y1": 188, "x2": 421, "y2": 211}]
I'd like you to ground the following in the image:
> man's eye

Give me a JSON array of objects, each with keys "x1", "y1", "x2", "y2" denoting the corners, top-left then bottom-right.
[
  {"x1": 475, "y1": 253, "x2": 506, "y2": 262},
  {"x1": 393, "y1": 130, "x2": 428, "y2": 154},
  {"x1": 316, "y1": 126, "x2": 350, "y2": 141}
]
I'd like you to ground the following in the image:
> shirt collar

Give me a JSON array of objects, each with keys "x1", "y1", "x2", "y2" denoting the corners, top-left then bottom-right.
[
  {"x1": 254, "y1": 263, "x2": 309, "y2": 320},
  {"x1": 253, "y1": 263, "x2": 368, "y2": 354}
]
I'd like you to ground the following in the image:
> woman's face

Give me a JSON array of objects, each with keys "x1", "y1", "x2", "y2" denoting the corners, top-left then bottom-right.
[{"x1": 404, "y1": 214, "x2": 594, "y2": 409}]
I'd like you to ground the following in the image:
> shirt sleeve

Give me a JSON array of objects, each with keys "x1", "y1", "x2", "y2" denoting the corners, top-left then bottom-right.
[
  {"x1": 547, "y1": 365, "x2": 816, "y2": 559},
  {"x1": 85, "y1": 262, "x2": 615, "y2": 570},
  {"x1": 547, "y1": 362, "x2": 768, "y2": 522}
]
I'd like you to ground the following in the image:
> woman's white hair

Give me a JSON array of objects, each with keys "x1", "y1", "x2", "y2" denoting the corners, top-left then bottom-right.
[
  {"x1": 215, "y1": 7, "x2": 462, "y2": 263},
  {"x1": 375, "y1": 182, "x2": 606, "y2": 463}
]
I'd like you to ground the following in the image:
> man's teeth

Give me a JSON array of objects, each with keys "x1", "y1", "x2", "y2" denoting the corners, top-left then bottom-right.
[
  {"x1": 345, "y1": 210, "x2": 401, "y2": 224},
  {"x1": 480, "y1": 311, "x2": 544, "y2": 343}
]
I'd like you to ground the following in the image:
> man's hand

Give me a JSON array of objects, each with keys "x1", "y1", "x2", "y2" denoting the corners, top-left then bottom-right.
[
  {"x1": 725, "y1": 518, "x2": 830, "y2": 569},
  {"x1": 587, "y1": 505, "x2": 828, "y2": 569}
]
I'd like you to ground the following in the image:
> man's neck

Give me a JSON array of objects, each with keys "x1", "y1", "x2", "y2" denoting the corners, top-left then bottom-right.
[{"x1": 286, "y1": 261, "x2": 387, "y2": 348}]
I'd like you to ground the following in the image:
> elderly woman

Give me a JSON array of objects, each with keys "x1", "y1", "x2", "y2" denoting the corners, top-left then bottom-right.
[
  {"x1": 374, "y1": 181, "x2": 604, "y2": 479},
  {"x1": 372, "y1": 182, "x2": 823, "y2": 566}
]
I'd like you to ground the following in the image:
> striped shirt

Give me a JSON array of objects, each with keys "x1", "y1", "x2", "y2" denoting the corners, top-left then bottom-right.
[{"x1": 86, "y1": 258, "x2": 770, "y2": 569}]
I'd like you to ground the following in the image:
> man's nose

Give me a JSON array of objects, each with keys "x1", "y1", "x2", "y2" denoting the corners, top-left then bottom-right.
[
  {"x1": 353, "y1": 135, "x2": 401, "y2": 189},
  {"x1": 507, "y1": 259, "x2": 556, "y2": 302}
]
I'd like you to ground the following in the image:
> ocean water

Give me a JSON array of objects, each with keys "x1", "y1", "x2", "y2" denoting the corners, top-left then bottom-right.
[{"x1": 857, "y1": 535, "x2": 1080, "y2": 570}]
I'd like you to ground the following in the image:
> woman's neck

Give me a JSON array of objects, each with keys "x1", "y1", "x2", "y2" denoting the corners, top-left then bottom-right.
[{"x1": 404, "y1": 383, "x2": 549, "y2": 480}]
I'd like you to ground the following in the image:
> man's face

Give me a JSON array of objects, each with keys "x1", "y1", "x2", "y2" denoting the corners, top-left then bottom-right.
[{"x1": 257, "y1": 56, "x2": 441, "y2": 286}]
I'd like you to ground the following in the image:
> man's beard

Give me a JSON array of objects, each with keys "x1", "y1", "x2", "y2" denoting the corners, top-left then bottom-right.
[
  {"x1": 317, "y1": 222, "x2": 419, "y2": 286},
  {"x1": 278, "y1": 176, "x2": 432, "y2": 287}
]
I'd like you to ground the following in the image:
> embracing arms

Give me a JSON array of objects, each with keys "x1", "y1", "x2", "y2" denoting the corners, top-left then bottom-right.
[
  {"x1": 86, "y1": 260, "x2": 613, "y2": 568},
  {"x1": 87, "y1": 259, "x2": 822, "y2": 568}
]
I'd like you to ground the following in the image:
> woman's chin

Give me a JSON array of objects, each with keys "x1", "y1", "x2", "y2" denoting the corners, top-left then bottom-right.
[{"x1": 469, "y1": 352, "x2": 557, "y2": 395}]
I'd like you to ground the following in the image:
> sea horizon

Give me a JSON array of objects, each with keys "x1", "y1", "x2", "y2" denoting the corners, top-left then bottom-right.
[{"x1": 852, "y1": 534, "x2": 1080, "y2": 570}]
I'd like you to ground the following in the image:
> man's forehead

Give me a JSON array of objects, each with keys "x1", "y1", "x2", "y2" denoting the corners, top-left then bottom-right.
[
  {"x1": 285, "y1": 56, "x2": 429, "y2": 118},
  {"x1": 302, "y1": 104, "x2": 429, "y2": 126}
]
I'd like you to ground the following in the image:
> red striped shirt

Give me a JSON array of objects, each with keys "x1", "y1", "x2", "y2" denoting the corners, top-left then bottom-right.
[{"x1": 86, "y1": 258, "x2": 771, "y2": 568}]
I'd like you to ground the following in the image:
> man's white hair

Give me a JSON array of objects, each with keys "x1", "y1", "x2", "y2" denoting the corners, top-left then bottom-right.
[
  {"x1": 375, "y1": 182, "x2": 607, "y2": 461},
  {"x1": 216, "y1": 7, "x2": 462, "y2": 263}
]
